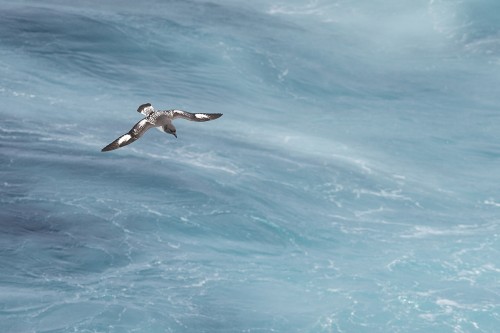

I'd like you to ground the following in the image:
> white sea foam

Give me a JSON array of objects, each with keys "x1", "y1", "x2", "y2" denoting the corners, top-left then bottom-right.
[{"x1": 401, "y1": 225, "x2": 476, "y2": 239}]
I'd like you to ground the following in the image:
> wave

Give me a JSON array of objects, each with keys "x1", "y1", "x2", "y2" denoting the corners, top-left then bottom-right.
[{"x1": 1, "y1": 1, "x2": 500, "y2": 332}]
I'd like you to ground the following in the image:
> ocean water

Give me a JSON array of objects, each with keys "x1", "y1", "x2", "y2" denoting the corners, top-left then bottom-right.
[{"x1": 1, "y1": 0, "x2": 499, "y2": 332}]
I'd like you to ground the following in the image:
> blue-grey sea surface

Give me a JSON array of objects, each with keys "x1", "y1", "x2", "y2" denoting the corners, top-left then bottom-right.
[{"x1": 1, "y1": 0, "x2": 499, "y2": 332}]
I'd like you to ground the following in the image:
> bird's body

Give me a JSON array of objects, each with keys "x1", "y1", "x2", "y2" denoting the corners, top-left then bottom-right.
[{"x1": 101, "y1": 103, "x2": 222, "y2": 152}]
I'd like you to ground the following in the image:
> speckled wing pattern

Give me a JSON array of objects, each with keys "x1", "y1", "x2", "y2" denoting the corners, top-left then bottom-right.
[
  {"x1": 171, "y1": 110, "x2": 223, "y2": 122},
  {"x1": 101, "y1": 118, "x2": 153, "y2": 152},
  {"x1": 102, "y1": 105, "x2": 223, "y2": 152}
]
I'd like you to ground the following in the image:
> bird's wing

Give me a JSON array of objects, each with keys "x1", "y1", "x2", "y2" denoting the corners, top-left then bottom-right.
[
  {"x1": 137, "y1": 103, "x2": 155, "y2": 116},
  {"x1": 101, "y1": 132, "x2": 138, "y2": 152},
  {"x1": 101, "y1": 118, "x2": 153, "y2": 152},
  {"x1": 171, "y1": 109, "x2": 223, "y2": 122}
]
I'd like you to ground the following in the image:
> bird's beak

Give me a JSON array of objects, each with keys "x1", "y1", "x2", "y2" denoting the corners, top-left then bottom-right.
[{"x1": 174, "y1": 134, "x2": 177, "y2": 138}]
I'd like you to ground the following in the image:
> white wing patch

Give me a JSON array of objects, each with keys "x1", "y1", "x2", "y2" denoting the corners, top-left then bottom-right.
[
  {"x1": 118, "y1": 134, "x2": 132, "y2": 145},
  {"x1": 195, "y1": 113, "x2": 211, "y2": 120},
  {"x1": 137, "y1": 119, "x2": 149, "y2": 127}
]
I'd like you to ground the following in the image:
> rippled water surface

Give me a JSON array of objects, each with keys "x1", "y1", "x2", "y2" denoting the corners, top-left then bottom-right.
[{"x1": 1, "y1": 1, "x2": 500, "y2": 332}]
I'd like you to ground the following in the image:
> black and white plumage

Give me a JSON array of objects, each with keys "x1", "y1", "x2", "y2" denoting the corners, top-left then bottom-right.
[{"x1": 101, "y1": 103, "x2": 223, "y2": 152}]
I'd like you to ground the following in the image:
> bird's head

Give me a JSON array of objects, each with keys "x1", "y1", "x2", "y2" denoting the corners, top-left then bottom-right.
[{"x1": 165, "y1": 127, "x2": 177, "y2": 138}]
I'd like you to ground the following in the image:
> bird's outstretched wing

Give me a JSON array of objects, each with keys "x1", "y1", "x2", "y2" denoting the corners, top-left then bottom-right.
[
  {"x1": 101, "y1": 118, "x2": 153, "y2": 152},
  {"x1": 171, "y1": 110, "x2": 223, "y2": 122}
]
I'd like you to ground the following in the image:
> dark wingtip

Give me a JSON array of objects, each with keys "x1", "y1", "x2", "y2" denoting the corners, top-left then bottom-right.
[{"x1": 101, "y1": 143, "x2": 117, "y2": 152}]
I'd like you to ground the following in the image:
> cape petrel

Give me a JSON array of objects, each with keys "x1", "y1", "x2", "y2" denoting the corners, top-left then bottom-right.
[{"x1": 101, "y1": 103, "x2": 222, "y2": 152}]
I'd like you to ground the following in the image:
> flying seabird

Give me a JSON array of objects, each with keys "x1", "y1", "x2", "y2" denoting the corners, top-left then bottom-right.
[{"x1": 101, "y1": 103, "x2": 222, "y2": 152}]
